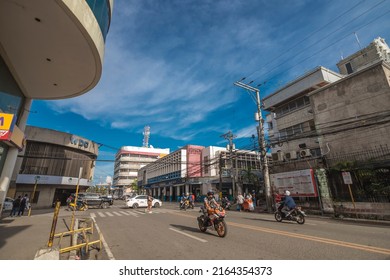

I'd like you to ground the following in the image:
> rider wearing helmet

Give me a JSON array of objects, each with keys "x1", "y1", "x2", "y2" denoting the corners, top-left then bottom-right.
[
  {"x1": 282, "y1": 190, "x2": 296, "y2": 217},
  {"x1": 203, "y1": 190, "x2": 220, "y2": 224}
]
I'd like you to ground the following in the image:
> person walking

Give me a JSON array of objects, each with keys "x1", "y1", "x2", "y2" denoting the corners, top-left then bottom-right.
[
  {"x1": 17, "y1": 194, "x2": 29, "y2": 216},
  {"x1": 10, "y1": 196, "x2": 21, "y2": 217}
]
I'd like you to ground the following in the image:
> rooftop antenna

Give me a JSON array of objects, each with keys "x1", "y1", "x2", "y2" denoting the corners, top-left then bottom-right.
[
  {"x1": 142, "y1": 126, "x2": 150, "y2": 148},
  {"x1": 354, "y1": 32, "x2": 362, "y2": 50}
]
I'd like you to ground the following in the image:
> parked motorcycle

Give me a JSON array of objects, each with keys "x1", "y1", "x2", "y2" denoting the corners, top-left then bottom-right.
[
  {"x1": 197, "y1": 206, "x2": 227, "y2": 237},
  {"x1": 274, "y1": 202, "x2": 306, "y2": 224}
]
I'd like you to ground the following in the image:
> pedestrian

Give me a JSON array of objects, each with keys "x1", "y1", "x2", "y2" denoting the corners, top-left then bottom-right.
[
  {"x1": 146, "y1": 193, "x2": 153, "y2": 213},
  {"x1": 18, "y1": 194, "x2": 29, "y2": 216},
  {"x1": 10, "y1": 196, "x2": 21, "y2": 217},
  {"x1": 251, "y1": 190, "x2": 257, "y2": 208},
  {"x1": 236, "y1": 193, "x2": 244, "y2": 211},
  {"x1": 273, "y1": 191, "x2": 282, "y2": 210}
]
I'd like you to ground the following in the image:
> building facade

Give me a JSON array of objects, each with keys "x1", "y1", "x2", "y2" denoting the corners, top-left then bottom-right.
[
  {"x1": 0, "y1": 0, "x2": 114, "y2": 212},
  {"x1": 138, "y1": 145, "x2": 262, "y2": 202},
  {"x1": 262, "y1": 37, "x2": 390, "y2": 218},
  {"x1": 8, "y1": 126, "x2": 98, "y2": 208},
  {"x1": 113, "y1": 146, "x2": 170, "y2": 191}
]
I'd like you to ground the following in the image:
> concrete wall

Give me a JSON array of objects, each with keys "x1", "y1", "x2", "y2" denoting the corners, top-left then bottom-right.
[{"x1": 312, "y1": 62, "x2": 390, "y2": 154}]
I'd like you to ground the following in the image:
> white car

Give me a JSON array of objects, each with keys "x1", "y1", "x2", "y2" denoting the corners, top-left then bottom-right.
[
  {"x1": 126, "y1": 195, "x2": 162, "y2": 209},
  {"x1": 2, "y1": 197, "x2": 14, "y2": 211}
]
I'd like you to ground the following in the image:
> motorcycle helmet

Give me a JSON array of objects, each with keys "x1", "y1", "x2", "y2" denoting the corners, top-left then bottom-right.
[
  {"x1": 186, "y1": 192, "x2": 189, "y2": 196},
  {"x1": 285, "y1": 190, "x2": 291, "y2": 196},
  {"x1": 207, "y1": 190, "x2": 214, "y2": 196}
]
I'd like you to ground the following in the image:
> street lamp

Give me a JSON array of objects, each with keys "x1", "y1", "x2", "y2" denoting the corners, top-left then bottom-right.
[{"x1": 28, "y1": 175, "x2": 40, "y2": 216}]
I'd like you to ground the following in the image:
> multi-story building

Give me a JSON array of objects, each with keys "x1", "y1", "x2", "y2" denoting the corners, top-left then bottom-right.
[
  {"x1": 113, "y1": 146, "x2": 170, "y2": 191},
  {"x1": 0, "y1": 0, "x2": 114, "y2": 212},
  {"x1": 138, "y1": 145, "x2": 262, "y2": 202},
  {"x1": 264, "y1": 66, "x2": 343, "y2": 161},
  {"x1": 9, "y1": 126, "x2": 98, "y2": 208},
  {"x1": 137, "y1": 145, "x2": 202, "y2": 201},
  {"x1": 262, "y1": 37, "x2": 390, "y2": 218}
]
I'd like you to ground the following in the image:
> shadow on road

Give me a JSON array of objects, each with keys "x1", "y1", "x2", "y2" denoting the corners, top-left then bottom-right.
[{"x1": 169, "y1": 223, "x2": 218, "y2": 238}]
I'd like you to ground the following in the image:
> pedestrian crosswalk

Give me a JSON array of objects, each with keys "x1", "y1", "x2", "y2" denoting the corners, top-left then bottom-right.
[{"x1": 90, "y1": 206, "x2": 174, "y2": 219}]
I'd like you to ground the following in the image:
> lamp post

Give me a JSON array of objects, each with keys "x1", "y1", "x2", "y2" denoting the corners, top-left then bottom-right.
[
  {"x1": 234, "y1": 81, "x2": 272, "y2": 212},
  {"x1": 28, "y1": 175, "x2": 40, "y2": 216}
]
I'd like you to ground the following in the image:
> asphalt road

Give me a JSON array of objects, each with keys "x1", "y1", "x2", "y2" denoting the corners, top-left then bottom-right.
[{"x1": 85, "y1": 201, "x2": 390, "y2": 260}]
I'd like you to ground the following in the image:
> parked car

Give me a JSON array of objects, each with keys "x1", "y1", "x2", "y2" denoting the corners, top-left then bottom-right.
[
  {"x1": 76, "y1": 193, "x2": 112, "y2": 209},
  {"x1": 2, "y1": 197, "x2": 14, "y2": 211},
  {"x1": 126, "y1": 195, "x2": 162, "y2": 209}
]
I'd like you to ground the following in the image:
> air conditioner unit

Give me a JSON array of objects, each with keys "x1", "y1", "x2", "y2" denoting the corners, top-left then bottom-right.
[
  {"x1": 271, "y1": 152, "x2": 284, "y2": 161},
  {"x1": 285, "y1": 150, "x2": 298, "y2": 160},
  {"x1": 299, "y1": 149, "x2": 312, "y2": 157}
]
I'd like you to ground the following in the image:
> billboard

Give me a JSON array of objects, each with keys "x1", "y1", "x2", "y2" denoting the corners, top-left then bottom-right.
[{"x1": 270, "y1": 169, "x2": 318, "y2": 197}]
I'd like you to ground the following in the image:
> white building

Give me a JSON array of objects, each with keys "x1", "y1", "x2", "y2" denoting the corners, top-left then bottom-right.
[{"x1": 113, "y1": 146, "x2": 170, "y2": 189}]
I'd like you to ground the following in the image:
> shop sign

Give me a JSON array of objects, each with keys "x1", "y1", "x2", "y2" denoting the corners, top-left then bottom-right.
[
  {"x1": 70, "y1": 136, "x2": 89, "y2": 148},
  {"x1": 0, "y1": 113, "x2": 16, "y2": 140}
]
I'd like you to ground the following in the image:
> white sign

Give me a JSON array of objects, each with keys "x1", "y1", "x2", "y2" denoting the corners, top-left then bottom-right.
[
  {"x1": 270, "y1": 169, "x2": 318, "y2": 197},
  {"x1": 342, "y1": 172, "x2": 353, "y2": 184}
]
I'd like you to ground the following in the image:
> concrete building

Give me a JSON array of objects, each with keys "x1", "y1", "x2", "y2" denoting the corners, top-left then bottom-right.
[
  {"x1": 262, "y1": 37, "x2": 390, "y2": 218},
  {"x1": 0, "y1": 0, "x2": 114, "y2": 212},
  {"x1": 264, "y1": 66, "x2": 343, "y2": 161},
  {"x1": 113, "y1": 146, "x2": 170, "y2": 192},
  {"x1": 9, "y1": 126, "x2": 99, "y2": 208},
  {"x1": 337, "y1": 37, "x2": 390, "y2": 75},
  {"x1": 138, "y1": 145, "x2": 262, "y2": 202}
]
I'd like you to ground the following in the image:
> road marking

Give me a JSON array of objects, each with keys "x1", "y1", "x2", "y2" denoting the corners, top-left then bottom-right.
[
  {"x1": 127, "y1": 211, "x2": 140, "y2": 217},
  {"x1": 228, "y1": 221, "x2": 390, "y2": 255},
  {"x1": 90, "y1": 213, "x2": 96, "y2": 218},
  {"x1": 91, "y1": 216, "x2": 115, "y2": 260},
  {"x1": 119, "y1": 211, "x2": 130, "y2": 216},
  {"x1": 97, "y1": 212, "x2": 105, "y2": 217},
  {"x1": 106, "y1": 212, "x2": 114, "y2": 217},
  {"x1": 112, "y1": 212, "x2": 122, "y2": 216},
  {"x1": 169, "y1": 227, "x2": 208, "y2": 243}
]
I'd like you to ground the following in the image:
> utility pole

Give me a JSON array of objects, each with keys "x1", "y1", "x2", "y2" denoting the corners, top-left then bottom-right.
[
  {"x1": 221, "y1": 131, "x2": 236, "y2": 197},
  {"x1": 234, "y1": 81, "x2": 272, "y2": 212}
]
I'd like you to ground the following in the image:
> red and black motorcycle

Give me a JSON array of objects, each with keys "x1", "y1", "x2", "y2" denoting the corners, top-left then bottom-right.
[{"x1": 197, "y1": 206, "x2": 227, "y2": 237}]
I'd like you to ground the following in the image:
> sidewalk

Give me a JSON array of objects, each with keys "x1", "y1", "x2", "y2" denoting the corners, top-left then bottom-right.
[{"x1": 0, "y1": 207, "x2": 93, "y2": 260}]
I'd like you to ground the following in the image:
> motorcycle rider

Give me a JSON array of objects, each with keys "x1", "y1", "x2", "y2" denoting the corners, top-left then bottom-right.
[
  {"x1": 203, "y1": 190, "x2": 220, "y2": 225},
  {"x1": 282, "y1": 190, "x2": 296, "y2": 217},
  {"x1": 180, "y1": 192, "x2": 190, "y2": 209}
]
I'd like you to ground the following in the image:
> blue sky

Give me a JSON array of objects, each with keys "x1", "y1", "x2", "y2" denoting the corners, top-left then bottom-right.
[{"x1": 26, "y1": 0, "x2": 390, "y2": 184}]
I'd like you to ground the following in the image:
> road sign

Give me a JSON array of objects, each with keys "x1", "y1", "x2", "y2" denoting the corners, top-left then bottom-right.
[{"x1": 342, "y1": 172, "x2": 353, "y2": 185}]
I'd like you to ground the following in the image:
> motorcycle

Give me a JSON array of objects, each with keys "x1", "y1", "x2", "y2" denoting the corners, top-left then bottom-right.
[
  {"x1": 68, "y1": 200, "x2": 88, "y2": 211},
  {"x1": 274, "y1": 202, "x2": 306, "y2": 224},
  {"x1": 180, "y1": 199, "x2": 194, "y2": 210},
  {"x1": 197, "y1": 206, "x2": 227, "y2": 237}
]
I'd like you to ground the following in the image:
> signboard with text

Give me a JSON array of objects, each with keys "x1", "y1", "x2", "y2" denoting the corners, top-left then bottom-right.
[{"x1": 270, "y1": 169, "x2": 318, "y2": 197}]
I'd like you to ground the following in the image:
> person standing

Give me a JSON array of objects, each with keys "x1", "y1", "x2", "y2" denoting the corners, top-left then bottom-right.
[
  {"x1": 236, "y1": 193, "x2": 244, "y2": 211},
  {"x1": 10, "y1": 196, "x2": 21, "y2": 217},
  {"x1": 146, "y1": 193, "x2": 153, "y2": 213},
  {"x1": 251, "y1": 190, "x2": 257, "y2": 208},
  {"x1": 18, "y1": 194, "x2": 29, "y2": 216}
]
